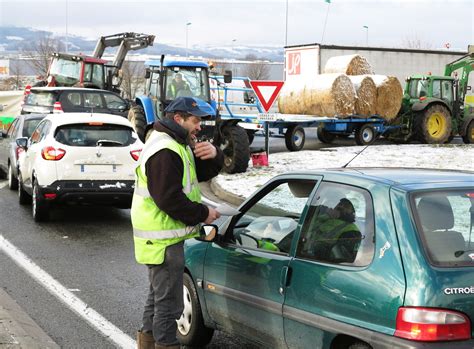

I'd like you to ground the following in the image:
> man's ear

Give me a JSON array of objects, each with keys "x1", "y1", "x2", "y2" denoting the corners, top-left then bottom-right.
[{"x1": 173, "y1": 113, "x2": 183, "y2": 125}]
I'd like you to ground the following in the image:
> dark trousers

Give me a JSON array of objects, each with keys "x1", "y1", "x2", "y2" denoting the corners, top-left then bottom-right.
[{"x1": 142, "y1": 241, "x2": 184, "y2": 346}]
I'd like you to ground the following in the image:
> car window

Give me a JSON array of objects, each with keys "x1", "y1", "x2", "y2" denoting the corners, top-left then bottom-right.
[
  {"x1": 230, "y1": 179, "x2": 317, "y2": 254},
  {"x1": 22, "y1": 118, "x2": 44, "y2": 137},
  {"x1": 63, "y1": 92, "x2": 82, "y2": 107},
  {"x1": 84, "y1": 93, "x2": 104, "y2": 108},
  {"x1": 55, "y1": 123, "x2": 136, "y2": 147},
  {"x1": 103, "y1": 93, "x2": 127, "y2": 110},
  {"x1": 25, "y1": 92, "x2": 55, "y2": 106},
  {"x1": 6, "y1": 118, "x2": 19, "y2": 137},
  {"x1": 413, "y1": 190, "x2": 474, "y2": 267},
  {"x1": 30, "y1": 120, "x2": 47, "y2": 144},
  {"x1": 296, "y1": 182, "x2": 375, "y2": 266}
]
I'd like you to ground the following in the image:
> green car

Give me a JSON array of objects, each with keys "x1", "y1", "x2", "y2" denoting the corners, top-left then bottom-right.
[{"x1": 179, "y1": 168, "x2": 474, "y2": 348}]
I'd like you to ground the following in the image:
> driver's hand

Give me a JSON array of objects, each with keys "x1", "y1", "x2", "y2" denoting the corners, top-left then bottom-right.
[{"x1": 194, "y1": 142, "x2": 217, "y2": 160}]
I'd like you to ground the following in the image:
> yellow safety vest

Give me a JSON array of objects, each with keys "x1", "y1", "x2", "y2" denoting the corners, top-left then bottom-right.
[{"x1": 131, "y1": 131, "x2": 201, "y2": 265}]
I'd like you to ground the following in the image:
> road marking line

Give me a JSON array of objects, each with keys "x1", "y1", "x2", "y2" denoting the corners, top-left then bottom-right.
[
  {"x1": 0, "y1": 181, "x2": 7, "y2": 189},
  {"x1": 0, "y1": 235, "x2": 135, "y2": 349}
]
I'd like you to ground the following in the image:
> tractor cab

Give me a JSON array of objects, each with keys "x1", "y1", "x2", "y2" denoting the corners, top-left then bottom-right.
[
  {"x1": 402, "y1": 74, "x2": 455, "y2": 113},
  {"x1": 47, "y1": 53, "x2": 107, "y2": 89}
]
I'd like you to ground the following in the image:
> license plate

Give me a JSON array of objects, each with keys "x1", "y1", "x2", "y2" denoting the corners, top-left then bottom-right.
[{"x1": 80, "y1": 164, "x2": 117, "y2": 173}]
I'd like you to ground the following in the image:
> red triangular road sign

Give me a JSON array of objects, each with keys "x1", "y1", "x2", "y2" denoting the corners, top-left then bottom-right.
[{"x1": 249, "y1": 80, "x2": 284, "y2": 112}]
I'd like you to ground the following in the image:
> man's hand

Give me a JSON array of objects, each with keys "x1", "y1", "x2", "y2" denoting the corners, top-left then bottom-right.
[
  {"x1": 194, "y1": 142, "x2": 217, "y2": 160},
  {"x1": 204, "y1": 206, "x2": 221, "y2": 224}
]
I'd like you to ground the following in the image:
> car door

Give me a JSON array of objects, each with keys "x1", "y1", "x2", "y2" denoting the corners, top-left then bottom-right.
[
  {"x1": 283, "y1": 181, "x2": 405, "y2": 348},
  {"x1": 22, "y1": 120, "x2": 51, "y2": 190},
  {"x1": 0, "y1": 118, "x2": 19, "y2": 172},
  {"x1": 203, "y1": 176, "x2": 320, "y2": 348}
]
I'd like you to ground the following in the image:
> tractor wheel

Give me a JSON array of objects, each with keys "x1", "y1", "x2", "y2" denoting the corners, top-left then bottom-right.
[
  {"x1": 414, "y1": 105, "x2": 452, "y2": 144},
  {"x1": 317, "y1": 127, "x2": 336, "y2": 144},
  {"x1": 128, "y1": 105, "x2": 147, "y2": 143},
  {"x1": 462, "y1": 120, "x2": 474, "y2": 144},
  {"x1": 285, "y1": 125, "x2": 305, "y2": 151},
  {"x1": 220, "y1": 125, "x2": 250, "y2": 174},
  {"x1": 246, "y1": 130, "x2": 255, "y2": 145},
  {"x1": 355, "y1": 124, "x2": 377, "y2": 146}
]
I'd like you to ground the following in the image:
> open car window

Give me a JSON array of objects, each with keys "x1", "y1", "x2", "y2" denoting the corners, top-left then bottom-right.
[{"x1": 229, "y1": 179, "x2": 317, "y2": 254}]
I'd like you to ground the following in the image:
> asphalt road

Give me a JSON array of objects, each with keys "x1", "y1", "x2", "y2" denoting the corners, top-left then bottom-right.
[{"x1": 0, "y1": 183, "x2": 255, "y2": 349}]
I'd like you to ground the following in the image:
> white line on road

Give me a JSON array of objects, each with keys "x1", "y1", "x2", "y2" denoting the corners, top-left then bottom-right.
[
  {"x1": 0, "y1": 235, "x2": 136, "y2": 349},
  {"x1": 0, "y1": 181, "x2": 8, "y2": 189}
]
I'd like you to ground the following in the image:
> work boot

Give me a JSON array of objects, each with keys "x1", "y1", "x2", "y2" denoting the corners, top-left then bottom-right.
[{"x1": 137, "y1": 330, "x2": 155, "y2": 349}]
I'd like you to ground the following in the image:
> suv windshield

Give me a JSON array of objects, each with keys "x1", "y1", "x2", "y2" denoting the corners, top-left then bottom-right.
[
  {"x1": 164, "y1": 67, "x2": 210, "y2": 101},
  {"x1": 413, "y1": 190, "x2": 474, "y2": 267},
  {"x1": 55, "y1": 124, "x2": 136, "y2": 147}
]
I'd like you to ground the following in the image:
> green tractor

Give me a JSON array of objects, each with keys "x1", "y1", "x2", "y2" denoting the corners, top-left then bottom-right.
[{"x1": 390, "y1": 48, "x2": 474, "y2": 144}]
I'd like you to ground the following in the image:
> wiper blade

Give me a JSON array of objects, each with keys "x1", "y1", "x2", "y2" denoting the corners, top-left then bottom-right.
[{"x1": 96, "y1": 139, "x2": 123, "y2": 147}]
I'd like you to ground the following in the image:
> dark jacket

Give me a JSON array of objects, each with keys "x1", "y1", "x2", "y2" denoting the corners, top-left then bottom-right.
[{"x1": 145, "y1": 119, "x2": 224, "y2": 226}]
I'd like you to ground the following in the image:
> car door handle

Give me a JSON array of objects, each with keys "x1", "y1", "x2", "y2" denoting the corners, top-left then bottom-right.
[{"x1": 279, "y1": 266, "x2": 291, "y2": 295}]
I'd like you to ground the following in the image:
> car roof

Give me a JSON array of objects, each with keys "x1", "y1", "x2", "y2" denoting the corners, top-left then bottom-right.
[
  {"x1": 43, "y1": 113, "x2": 133, "y2": 128},
  {"x1": 30, "y1": 87, "x2": 112, "y2": 93},
  {"x1": 20, "y1": 113, "x2": 49, "y2": 120},
  {"x1": 276, "y1": 167, "x2": 474, "y2": 191}
]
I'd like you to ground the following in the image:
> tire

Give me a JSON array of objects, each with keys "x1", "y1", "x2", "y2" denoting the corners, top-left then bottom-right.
[
  {"x1": 317, "y1": 127, "x2": 336, "y2": 144},
  {"x1": 8, "y1": 162, "x2": 18, "y2": 190},
  {"x1": 246, "y1": 130, "x2": 255, "y2": 145},
  {"x1": 18, "y1": 172, "x2": 30, "y2": 206},
  {"x1": 355, "y1": 124, "x2": 377, "y2": 146},
  {"x1": 348, "y1": 341, "x2": 372, "y2": 349},
  {"x1": 128, "y1": 105, "x2": 147, "y2": 143},
  {"x1": 462, "y1": 120, "x2": 474, "y2": 144},
  {"x1": 220, "y1": 125, "x2": 250, "y2": 174},
  {"x1": 32, "y1": 178, "x2": 49, "y2": 222},
  {"x1": 414, "y1": 105, "x2": 452, "y2": 144},
  {"x1": 285, "y1": 125, "x2": 305, "y2": 151},
  {"x1": 176, "y1": 273, "x2": 214, "y2": 347}
]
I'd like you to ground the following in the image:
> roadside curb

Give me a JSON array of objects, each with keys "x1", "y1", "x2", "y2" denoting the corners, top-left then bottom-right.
[
  {"x1": 210, "y1": 178, "x2": 246, "y2": 207},
  {"x1": 0, "y1": 288, "x2": 59, "y2": 349}
]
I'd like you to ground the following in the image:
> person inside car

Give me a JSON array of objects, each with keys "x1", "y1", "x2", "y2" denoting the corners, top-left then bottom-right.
[{"x1": 168, "y1": 73, "x2": 191, "y2": 98}]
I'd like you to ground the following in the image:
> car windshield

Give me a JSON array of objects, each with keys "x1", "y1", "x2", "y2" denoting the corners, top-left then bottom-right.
[
  {"x1": 413, "y1": 190, "x2": 474, "y2": 267},
  {"x1": 25, "y1": 92, "x2": 55, "y2": 107},
  {"x1": 55, "y1": 124, "x2": 136, "y2": 147},
  {"x1": 22, "y1": 118, "x2": 44, "y2": 137},
  {"x1": 164, "y1": 67, "x2": 210, "y2": 101}
]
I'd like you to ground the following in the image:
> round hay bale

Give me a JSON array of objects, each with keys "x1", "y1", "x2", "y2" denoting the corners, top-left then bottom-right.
[
  {"x1": 348, "y1": 75, "x2": 377, "y2": 116},
  {"x1": 324, "y1": 54, "x2": 374, "y2": 75},
  {"x1": 371, "y1": 75, "x2": 403, "y2": 120},
  {"x1": 279, "y1": 73, "x2": 355, "y2": 117}
]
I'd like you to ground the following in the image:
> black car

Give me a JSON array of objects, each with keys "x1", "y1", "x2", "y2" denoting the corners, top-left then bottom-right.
[
  {"x1": 0, "y1": 113, "x2": 46, "y2": 190},
  {"x1": 21, "y1": 87, "x2": 130, "y2": 117}
]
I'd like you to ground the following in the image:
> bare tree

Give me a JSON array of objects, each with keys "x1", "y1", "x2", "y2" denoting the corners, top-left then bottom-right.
[
  {"x1": 20, "y1": 34, "x2": 64, "y2": 78},
  {"x1": 401, "y1": 35, "x2": 433, "y2": 50},
  {"x1": 210, "y1": 61, "x2": 232, "y2": 76},
  {"x1": 242, "y1": 61, "x2": 270, "y2": 80},
  {"x1": 9, "y1": 60, "x2": 23, "y2": 90},
  {"x1": 120, "y1": 61, "x2": 145, "y2": 100}
]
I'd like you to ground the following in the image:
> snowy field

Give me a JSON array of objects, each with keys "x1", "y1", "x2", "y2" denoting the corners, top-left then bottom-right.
[{"x1": 215, "y1": 144, "x2": 474, "y2": 199}]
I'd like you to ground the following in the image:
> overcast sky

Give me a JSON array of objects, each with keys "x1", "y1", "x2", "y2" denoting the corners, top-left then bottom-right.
[{"x1": 0, "y1": 0, "x2": 473, "y2": 50}]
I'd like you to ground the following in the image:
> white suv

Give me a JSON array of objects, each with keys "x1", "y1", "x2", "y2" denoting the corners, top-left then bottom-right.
[{"x1": 16, "y1": 113, "x2": 143, "y2": 221}]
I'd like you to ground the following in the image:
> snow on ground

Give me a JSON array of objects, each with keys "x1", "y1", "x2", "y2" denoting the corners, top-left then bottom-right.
[{"x1": 215, "y1": 144, "x2": 474, "y2": 199}]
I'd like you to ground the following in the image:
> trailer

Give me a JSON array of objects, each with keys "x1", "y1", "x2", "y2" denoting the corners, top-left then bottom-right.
[{"x1": 210, "y1": 77, "x2": 398, "y2": 153}]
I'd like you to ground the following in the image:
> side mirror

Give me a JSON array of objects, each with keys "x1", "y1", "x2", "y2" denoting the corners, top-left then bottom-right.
[
  {"x1": 223, "y1": 70, "x2": 232, "y2": 84},
  {"x1": 197, "y1": 224, "x2": 218, "y2": 242},
  {"x1": 145, "y1": 69, "x2": 151, "y2": 79},
  {"x1": 16, "y1": 137, "x2": 28, "y2": 150},
  {"x1": 0, "y1": 130, "x2": 6, "y2": 138}
]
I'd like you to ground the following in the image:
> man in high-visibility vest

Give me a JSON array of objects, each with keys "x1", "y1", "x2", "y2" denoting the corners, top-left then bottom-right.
[{"x1": 132, "y1": 97, "x2": 223, "y2": 349}]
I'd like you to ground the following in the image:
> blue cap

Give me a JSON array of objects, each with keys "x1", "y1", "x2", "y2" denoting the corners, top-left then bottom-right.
[{"x1": 164, "y1": 97, "x2": 215, "y2": 118}]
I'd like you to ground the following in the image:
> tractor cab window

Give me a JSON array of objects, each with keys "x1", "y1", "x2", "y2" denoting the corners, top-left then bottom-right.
[
  {"x1": 83, "y1": 64, "x2": 105, "y2": 89},
  {"x1": 165, "y1": 67, "x2": 210, "y2": 101},
  {"x1": 432, "y1": 80, "x2": 441, "y2": 99},
  {"x1": 442, "y1": 80, "x2": 454, "y2": 102},
  {"x1": 49, "y1": 57, "x2": 81, "y2": 85}
]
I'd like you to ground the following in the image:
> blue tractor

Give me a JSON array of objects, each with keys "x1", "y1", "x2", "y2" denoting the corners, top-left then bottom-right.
[{"x1": 128, "y1": 55, "x2": 250, "y2": 174}]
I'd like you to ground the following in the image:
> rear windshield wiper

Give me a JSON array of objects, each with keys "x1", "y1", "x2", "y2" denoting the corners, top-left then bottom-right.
[
  {"x1": 454, "y1": 249, "x2": 474, "y2": 258},
  {"x1": 96, "y1": 139, "x2": 123, "y2": 147}
]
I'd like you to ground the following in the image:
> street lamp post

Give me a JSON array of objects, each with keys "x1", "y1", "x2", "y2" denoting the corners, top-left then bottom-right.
[
  {"x1": 231, "y1": 39, "x2": 237, "y2": 74},
  {"x1": 363, "y1": 25, "x2": 369, "y2": 46},
  {"x1": 185, "y1": 22, "x2": 192, "y2": 58}
]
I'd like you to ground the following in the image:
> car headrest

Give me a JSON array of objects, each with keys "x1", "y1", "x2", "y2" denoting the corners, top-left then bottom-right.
[{"x1": 417, "y1": 196, "x2": 454, "y2": 231}]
